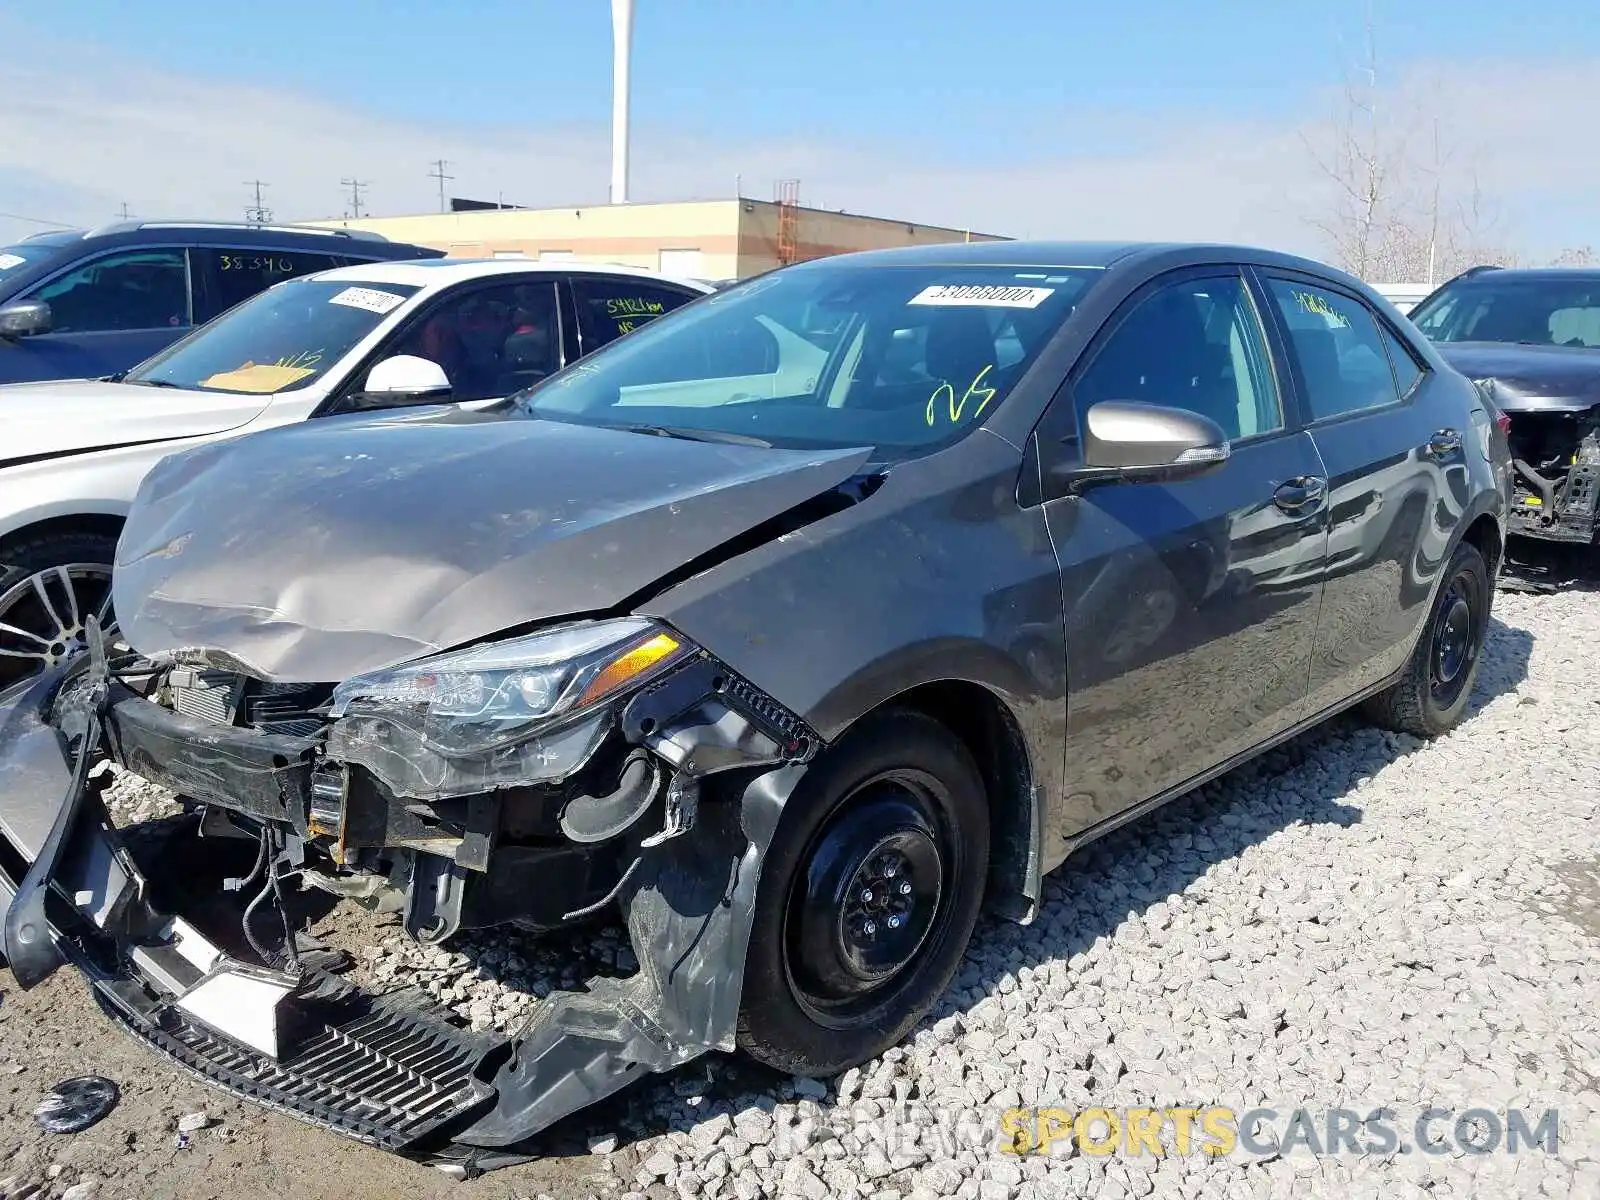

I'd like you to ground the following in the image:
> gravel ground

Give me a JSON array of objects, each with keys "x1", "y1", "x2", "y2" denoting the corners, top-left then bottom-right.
[{"x1": 2, "y1": 583, "x2": 1598, "y2": 1199}]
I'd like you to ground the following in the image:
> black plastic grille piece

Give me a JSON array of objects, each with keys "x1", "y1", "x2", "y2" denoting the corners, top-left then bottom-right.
[{"x1": 95, "y1": 984, "x2": 498, "y2": 1151}]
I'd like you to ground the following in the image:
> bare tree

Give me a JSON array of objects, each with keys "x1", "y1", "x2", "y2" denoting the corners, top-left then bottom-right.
[
  {"x1": 1303, "y1": 18, "x2": 1415, "y2": 280},
  {"x1": 1304, "y1": 15, "x2": 1521, "y2": 282},
  {"x1": 1549, "y1": 246, "x2": 1596, "y2": 267}
]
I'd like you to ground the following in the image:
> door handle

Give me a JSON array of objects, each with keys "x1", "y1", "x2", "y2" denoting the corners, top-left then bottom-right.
[
  {"x1": 1273, "y1": 476, "x2": 1328, "y2": 514},
  {"x1": 1425, "y1": 429, "x2": 1463, "y2": 458}
]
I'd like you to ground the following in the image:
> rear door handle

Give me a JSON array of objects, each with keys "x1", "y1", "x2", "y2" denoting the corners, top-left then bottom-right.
[
  {"x1": 1425, "y1": 429, "x2": 1463, "y2": 458},
  {"x1": 1273, "y1": 476, "x2": 1327, "y2": 514}
]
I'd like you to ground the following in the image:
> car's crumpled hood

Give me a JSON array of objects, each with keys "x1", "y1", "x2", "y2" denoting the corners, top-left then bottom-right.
[
  {"x1": 1436, "y1": 342, "x2": 1600, "y2": 412},
  {"x1": 0, "y1": 379, "x2": 271, "y2": 463},
  {"x1": 114, "y1": 405, "x2": 872, "y2": 682}
]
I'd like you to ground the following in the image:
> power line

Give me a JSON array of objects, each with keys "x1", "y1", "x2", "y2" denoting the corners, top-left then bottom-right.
[
  {"x1": 0, "y1": 210, "x2": 76, "y2": 229},
  {"x1": 244, "y1": 180, "x2": 272, "y2": 225},
  {"x1": 428, "y1": 159, "x2": 454, "y2": 213},
  {"x1": 340, "y1": 177, "x2": 370, "y2": 220}
]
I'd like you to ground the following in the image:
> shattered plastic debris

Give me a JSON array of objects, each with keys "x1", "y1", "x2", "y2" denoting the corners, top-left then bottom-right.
[{"x1": 33, "y1": 1076, "x2": 120, "y2": 1134}]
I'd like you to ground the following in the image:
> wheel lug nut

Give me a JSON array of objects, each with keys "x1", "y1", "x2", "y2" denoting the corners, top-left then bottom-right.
[
  {"x1": 898, "y1": 881, "x2": 911, "y2": 895},
  {"x1": 887, "y1": 915, "x2": 902, "y2": 930},
  {"x1": 863, "y1": 920, "x2": 877, "y2": 936},
  {"x1": 861, "y1": 889, "x2": 874, "y2": 903}
]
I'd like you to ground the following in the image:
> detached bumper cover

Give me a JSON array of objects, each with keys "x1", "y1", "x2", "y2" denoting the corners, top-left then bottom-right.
[{"x1": 0, "y1": 663, "x2": 810, "y2": 1167}]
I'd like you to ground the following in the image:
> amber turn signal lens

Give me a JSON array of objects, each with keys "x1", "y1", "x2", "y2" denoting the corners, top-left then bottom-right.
[{"x1": 578, "y1": 632, "x2": 684, "y2": 705}]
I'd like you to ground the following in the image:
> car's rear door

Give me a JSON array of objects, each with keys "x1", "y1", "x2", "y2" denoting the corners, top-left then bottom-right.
[
  {"x1": 1253, "y1": 269, "x2": 1455, "y2": 716},
  {"x1": 1037, "y1": 267, "x2": 1331, "y2": 834},
  {"x1": 189, "y1": 246, "x2": 352, "y2": 323},
  {"x1": 563, "y1": 275, "x2": 707, "y2": 360}
]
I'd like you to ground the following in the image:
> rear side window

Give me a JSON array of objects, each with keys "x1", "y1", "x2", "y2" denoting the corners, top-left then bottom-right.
[
  {"x1": 24, "y1": 249, "x2": 190, "y2": 333},
  {"x1": 195, "y1": 249, "x2": 346, "y2": 320},
  {"x1": 1380, "y1": 324, "x2": 1425, "y2": 397},
  {"x1": 1266, "y1": 280, "x2": 1400, "y2": 421},
  {"x1": 571, "y1": 278, "x2": 699, "y2": 354}
]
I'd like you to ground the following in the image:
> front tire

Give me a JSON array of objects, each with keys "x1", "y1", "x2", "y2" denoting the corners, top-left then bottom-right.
[
  {"x1": 0, "y1": 531, "x2": 118, "y2": 693},
  {"x1": 1363, "y1": 540, "x2": 1491, "y2": 738},
  {"x1": 736, "y1": 709, "x2": 989, "y2": 1077}
]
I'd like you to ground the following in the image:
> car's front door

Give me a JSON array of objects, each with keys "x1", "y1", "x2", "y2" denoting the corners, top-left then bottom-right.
[
  {"x1": 1036, "y1": 268, "x2": 1331, "y2": 835},
  {"x1": 3, "y1": 248, "x2": 192, "y2": 382},
  {"x1": 324, "y1": 276, "x2": 565, "y2": 414},
  {"x1": 1255, "y1": 271, "x2": 1454, "y2": 716}
]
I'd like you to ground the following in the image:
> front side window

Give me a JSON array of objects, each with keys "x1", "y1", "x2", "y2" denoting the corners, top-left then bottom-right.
[
  {"x1": 517, "y1": 264, "x2": 1100, "y2": 456},
  {"x1": 1411, "y1": 276, "x2": 1600, "y2": 348},
  {"x1": 571, "y1": 278, "x2": 701, "y2": 354},
  {"x1": 386, "y1": 280, "x2": 560, "y2": 402},
  {"x1": 196, "y1": 248, "x2": 345, "y2": 318},
  {"x1": 25, "y1": 249, "x2": 189, "y2": 333},
  {"x1": 125, "y1": 277, "x2": 421, "y2": 394},
  {"x1": 1267, "y1": 280, "x2": 1400, "y2": 421},
  {"x1": 1073, "y1": 274, "x2": 1281, "y2": 441}
]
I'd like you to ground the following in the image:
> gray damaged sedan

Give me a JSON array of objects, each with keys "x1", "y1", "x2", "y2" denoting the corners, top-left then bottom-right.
[{"x1": 0, "y1": 241, "x2": 1509, "y2": 1169}]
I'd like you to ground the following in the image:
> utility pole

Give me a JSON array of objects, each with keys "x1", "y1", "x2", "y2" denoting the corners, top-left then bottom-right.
[
  {"x1": 428, "y1": 159, "x2": 454, "y2": 213},
  {"x1": 340, "y1": 177, "x2": 369, "y2": 220},
  {"x1": 610, "y1": 0, "x2": 634, "y2": 203},
  {"x1": 244, "y1": 180, "x2": 272, "y2": 225},
  {"x1": 117, "y1": 202, "x2": 132, "y2": 220}
]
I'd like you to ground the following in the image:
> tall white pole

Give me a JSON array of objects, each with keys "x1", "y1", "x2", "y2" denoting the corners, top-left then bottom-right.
[{"x1": 610, "y1": 0, "x2": 633, "y2": 204}]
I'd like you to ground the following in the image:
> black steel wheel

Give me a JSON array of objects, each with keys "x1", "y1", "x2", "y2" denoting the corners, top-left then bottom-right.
[
  {"x1": 1364, "y1": 540, "x2": 1491, "y2": 738},
  {"x1": 737, "y1": 709, "x2": 989, "y2": 1076}
]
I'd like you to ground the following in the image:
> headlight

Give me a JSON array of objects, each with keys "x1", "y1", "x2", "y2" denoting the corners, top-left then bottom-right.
[{"x1": 325, "y1": 618, "x2": 695, "y2": 800}]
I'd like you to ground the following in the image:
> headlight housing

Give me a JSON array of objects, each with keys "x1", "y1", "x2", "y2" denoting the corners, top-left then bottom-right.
[{"x1": 325, "y1": 618, "x2": 694, "y2": 800}]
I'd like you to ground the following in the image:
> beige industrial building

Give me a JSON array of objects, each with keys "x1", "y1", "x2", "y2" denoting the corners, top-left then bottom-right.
[{"x1": 308, "y1": 197, "x2": 1008, "y2": 281}]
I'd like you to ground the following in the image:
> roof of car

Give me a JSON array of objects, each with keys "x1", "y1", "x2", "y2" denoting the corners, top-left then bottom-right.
[
  {"x1": 1444, "y1": 267, "x2": 1600, "y2": 283},
  {"x1": 310, "y1": 257, "x2": 714, "y2": 292},
  {"x1": 30, "y1": 221, "x2": 440, "y2": 258},
  {"x1": 791, "y1": 239, "x2": 1356, "y2": 277}
]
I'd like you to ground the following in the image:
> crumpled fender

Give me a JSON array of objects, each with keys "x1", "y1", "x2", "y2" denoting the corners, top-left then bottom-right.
[{"x1": 455, "y1": 762, "x2": 804, "y2": 1152}]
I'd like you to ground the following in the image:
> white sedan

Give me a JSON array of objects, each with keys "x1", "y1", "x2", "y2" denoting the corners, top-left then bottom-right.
[{"x1": 0, "y1": 258, "x2": 712, "y2": 689}]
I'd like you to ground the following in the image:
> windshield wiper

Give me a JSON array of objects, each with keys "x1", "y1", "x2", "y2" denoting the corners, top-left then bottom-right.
[
  {"x1": 126, "y1": 378, "x2": 183, "y2": 389},
  {"x1": 612, "y1": 422, "x2": 773, "y2": 448}
]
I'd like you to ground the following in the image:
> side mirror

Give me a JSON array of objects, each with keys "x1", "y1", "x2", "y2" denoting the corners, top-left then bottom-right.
[
  {"x1": 354, "y1": 354, "x2": 452, "y2": 406},
  {"x1": 1055, "y1": 401, "x2": 1230, "y2": 489},
  {"x1": 0, "y1": 300, "x2": 52, "y2": 339}
]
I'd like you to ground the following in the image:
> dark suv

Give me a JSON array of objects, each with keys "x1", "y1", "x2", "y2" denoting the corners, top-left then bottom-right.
[
  {"x1": 0, "y1": 221, "x2": 443, "y2": 384},
  {"x1": 1410, "y1": 265, "x2": 1600, "y2": 547}
]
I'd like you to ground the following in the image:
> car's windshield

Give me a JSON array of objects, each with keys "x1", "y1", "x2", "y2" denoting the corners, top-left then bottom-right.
[
  {"x1": 0, "y1": 242, "x2": 64, "y2": 277},
  {"x1": 1411, "y1": 276, "x2": 1600, "y2": 348},
  {"x1": 511, "y1": 262, "x2": 1100, "y2": 455},
  {"x1": 125, "y1": 278, "x2": 422, "y2": 394}
]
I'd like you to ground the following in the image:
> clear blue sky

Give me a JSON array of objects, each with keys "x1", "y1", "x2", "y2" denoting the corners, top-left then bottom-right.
[{"x1": 31, "y1": 0, "x2": 1600, "y2": 151}]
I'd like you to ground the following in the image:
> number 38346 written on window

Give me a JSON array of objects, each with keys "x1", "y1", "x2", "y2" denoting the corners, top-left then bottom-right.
[
  {"x1": 220, "y1": 255, "x2": 297, "y2": 274},
  {"x1": 926, "y1": 364, "x2": 997, "y2": 427}
]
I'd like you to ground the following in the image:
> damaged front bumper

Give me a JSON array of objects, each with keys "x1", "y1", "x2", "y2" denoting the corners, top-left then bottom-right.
[{"x1": 0, "y1": 645, "x2": 815, "y2": 1170}]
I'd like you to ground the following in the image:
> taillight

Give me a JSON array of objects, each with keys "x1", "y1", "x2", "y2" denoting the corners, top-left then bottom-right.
[{"x1": 1495, "y1": 411, "x2": 1512, "y2": 436}]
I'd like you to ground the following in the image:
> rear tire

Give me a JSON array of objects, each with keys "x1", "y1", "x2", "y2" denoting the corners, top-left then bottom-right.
[
  {"x1": 736, "y1": 709, "x2": 989, "y2": 1077},
  {"x1": 1363, "y1": 540, "x2": 1490, "y2": 738}
]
